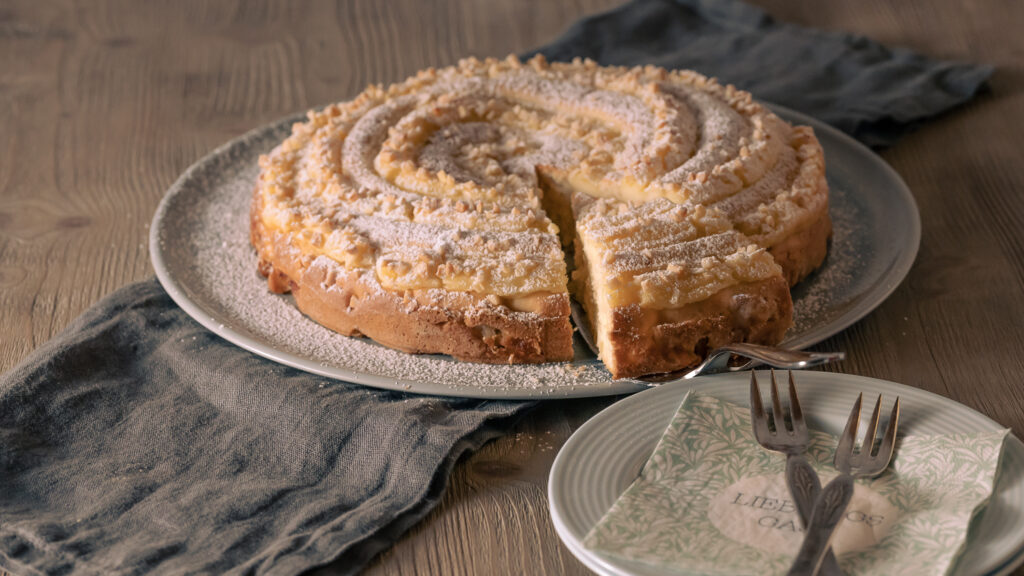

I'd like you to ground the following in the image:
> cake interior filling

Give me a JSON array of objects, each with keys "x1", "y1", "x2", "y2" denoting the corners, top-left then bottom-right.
[{"x1": 535, "y1": 169, "x2": 616, "y2": 363}]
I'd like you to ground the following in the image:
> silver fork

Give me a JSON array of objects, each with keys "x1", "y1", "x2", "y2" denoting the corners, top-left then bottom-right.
[
  {"x1": 750, "y1": 371, "x2": 842, "y2": 576},
  {"x1": 788, "y1": 393, "x2": 901, "y2": 575},
  {"x1": 680, "y1": 343, "x2": 845, "y2": 380},
  {"x1": 636, "y1": 343, "x2": 845, "y2": 382}
]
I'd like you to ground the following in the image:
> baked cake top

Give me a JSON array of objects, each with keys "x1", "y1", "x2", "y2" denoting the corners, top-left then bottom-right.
[{"x1": 255, "y1": 55, "x2": 826, "y2": 309}]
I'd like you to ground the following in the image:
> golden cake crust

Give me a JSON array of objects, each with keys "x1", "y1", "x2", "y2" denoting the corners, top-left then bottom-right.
[
  {"x1": 770, "y1": 210, "x2": 832, "y2": 287},
  {"x1": 601, "y1": 278, "x2": 793, "y2": 378}
]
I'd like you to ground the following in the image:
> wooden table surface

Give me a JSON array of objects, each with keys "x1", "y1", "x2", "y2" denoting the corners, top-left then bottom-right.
[{"x1": 3, "y1": 1, "x2": 1024, "y2": 574}]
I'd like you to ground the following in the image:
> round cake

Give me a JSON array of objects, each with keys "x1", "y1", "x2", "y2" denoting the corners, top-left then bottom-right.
[{"x1": 250, "y1": 55, "x2": 830, "y2": 379}]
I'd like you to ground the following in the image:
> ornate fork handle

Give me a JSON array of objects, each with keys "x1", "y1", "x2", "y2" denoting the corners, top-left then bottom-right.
[
  {"x1": 786, "y1": 456, "x2": 843, "y2": 576},
  {"x1": 788, "y1": 474, "x2": 855, "y2": 575},
  {"x1": 786, "y1": 455, "x2": 820, "y2": 518}
]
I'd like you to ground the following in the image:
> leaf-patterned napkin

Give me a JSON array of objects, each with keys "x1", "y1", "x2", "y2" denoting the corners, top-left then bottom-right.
[{"x1": 583, "y1": 392, "x2": 1009, "y2": 576}]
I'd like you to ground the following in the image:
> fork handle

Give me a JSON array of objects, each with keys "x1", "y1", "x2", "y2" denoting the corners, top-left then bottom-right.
[
  {"x1": 788, "y1": 474, "x2": 854, "y2": 576},
  {"x1": 786, "y1": 456, "x2": 843, "y2": 576},
  {"x1": 786, "y1": 455, "x2": 820, "y2": 524}
]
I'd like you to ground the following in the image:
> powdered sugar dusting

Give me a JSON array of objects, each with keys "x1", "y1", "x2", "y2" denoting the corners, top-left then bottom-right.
[
  {"x1": 789, "y1": 187, "x2": 865, "y2": 337},
  {"x1": 157, "y1": 120, "x2": 623, "y2": 396}
]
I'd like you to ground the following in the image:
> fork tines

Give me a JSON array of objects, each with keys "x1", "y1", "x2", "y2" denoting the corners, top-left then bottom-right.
[
  {"x1": 750, "y1": 369, "x2": 805, "y2": 437},
  {"x1": 836, "y1": 393, "x2": 901, "y2": 473}
]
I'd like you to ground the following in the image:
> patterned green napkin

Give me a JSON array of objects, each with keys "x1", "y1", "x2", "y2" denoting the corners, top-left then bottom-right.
[{"x1": 584, "y1": 392, "x2": 1009, "y2": 576}]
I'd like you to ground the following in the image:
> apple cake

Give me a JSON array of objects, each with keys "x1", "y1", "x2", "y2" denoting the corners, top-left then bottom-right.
[{"x1": 250, "y1": 55, "x2": 830, "y2": 379}]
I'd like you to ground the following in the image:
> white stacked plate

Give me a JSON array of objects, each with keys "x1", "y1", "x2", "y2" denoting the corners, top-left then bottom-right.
[{"x1": 548, "y1": 371, "x2": 1024, "y2": 576}]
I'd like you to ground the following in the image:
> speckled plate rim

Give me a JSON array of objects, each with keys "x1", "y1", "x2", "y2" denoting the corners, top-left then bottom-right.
[
  {"x1": 766, "y1": 106, "x2": 920, "y2": 351},
  {"x1": 150, "y1": 105, "x2": 920, "y2": 399},
  {"x1": 548, "y1": 371, "x2": 1024, "y2": 576}
]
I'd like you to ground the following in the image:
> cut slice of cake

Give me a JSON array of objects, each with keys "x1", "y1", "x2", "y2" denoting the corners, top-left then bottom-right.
[{"x1": 571, "y1": 195, "x2": 792, "y2": 378}]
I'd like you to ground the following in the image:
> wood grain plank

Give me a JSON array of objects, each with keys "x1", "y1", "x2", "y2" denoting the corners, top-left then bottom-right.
[{"x1": 2, "y1": 1, "x2": 1024, "y2": 575}]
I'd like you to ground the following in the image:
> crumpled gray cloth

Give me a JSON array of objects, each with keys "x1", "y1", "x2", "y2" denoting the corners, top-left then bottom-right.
[
  {"x1": 0, "y1": 1, "x2": 992, "y2": 575},
  {"x1": 0, "y1": 280, "x2": 525, "y2": 575},
  {"x1": 527, "y1": 0, "x2": 992, "y2": 147}
]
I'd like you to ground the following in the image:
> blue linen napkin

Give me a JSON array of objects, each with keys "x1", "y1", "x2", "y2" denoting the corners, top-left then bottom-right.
[{"x1": 0, "y1": 1, "x2": 992, "y2": 574}]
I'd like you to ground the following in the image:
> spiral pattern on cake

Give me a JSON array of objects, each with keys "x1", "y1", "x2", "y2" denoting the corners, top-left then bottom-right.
[{"x1": 251, "y1": 55, "x2": 830, "y2": 378}]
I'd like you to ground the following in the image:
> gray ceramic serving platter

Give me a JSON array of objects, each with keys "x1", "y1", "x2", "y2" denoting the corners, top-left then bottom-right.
[{"x1": 150, "y1": 105, "x2": 920, "y2": 399}]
